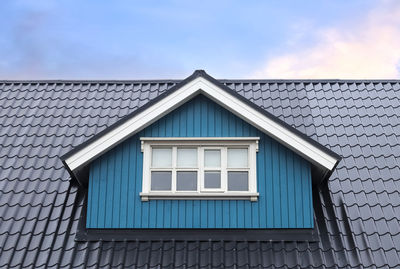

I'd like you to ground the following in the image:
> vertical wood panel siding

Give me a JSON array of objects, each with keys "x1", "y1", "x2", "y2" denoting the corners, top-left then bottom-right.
[{"x1": 87, "y1": 94, "x2": 313, "y2": 229}]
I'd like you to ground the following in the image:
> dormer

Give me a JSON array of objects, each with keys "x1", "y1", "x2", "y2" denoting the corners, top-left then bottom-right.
[{"x1": 61, "y1": 70, "x2": 341, "y2": 239}]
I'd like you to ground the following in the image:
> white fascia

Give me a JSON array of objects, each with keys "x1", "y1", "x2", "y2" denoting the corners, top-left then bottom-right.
[
  {"x1": 197, "y1": 79, "x2": 338, "y2": 170},
  {"x1": 64, "y1": 77, "x2": 337, "y2": 172}
]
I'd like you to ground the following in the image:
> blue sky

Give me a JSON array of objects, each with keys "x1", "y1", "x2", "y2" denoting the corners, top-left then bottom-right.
[{"x1": 1, "y1": 0, "x2": 399, "y2": 79}]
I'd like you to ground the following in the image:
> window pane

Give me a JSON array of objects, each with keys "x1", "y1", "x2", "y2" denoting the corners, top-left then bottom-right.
[
  {"x1": 152, "y1": 148, "x2": 172, "y2": 168},
  {"x1": 204, "y1": 171, "x2": 221, "y2": 188},
  {"x1": 227, "y1": 148, "x2": 248, "y2": 168},
  {"x1": 177, "y1": 148, "x2": 197, "y2": 168},
  {"x1": 204, "y1": 150, "x2": 221, "y2": 167},
  {"x1": 177, "y1": 171, "x2": 197, "y2": 191},
  {"x1": 228, "y1": 171, "x2": 248, "y2": 191},
  {"x1": 151, "y1": 171, "x2": 172, "y2": 190}
]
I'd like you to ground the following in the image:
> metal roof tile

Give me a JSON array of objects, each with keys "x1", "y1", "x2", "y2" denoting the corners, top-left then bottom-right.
[{"x1": 0, "y1": 79, "x2": 400, "y2": 267}]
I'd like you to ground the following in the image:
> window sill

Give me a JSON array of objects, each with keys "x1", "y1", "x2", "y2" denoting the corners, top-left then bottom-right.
[{"x1": 140, "y1": 192, "x2": 259, "y2": 201}]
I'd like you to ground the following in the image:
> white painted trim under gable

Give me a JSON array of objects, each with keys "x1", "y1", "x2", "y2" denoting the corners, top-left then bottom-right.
[
  {"x1": 140, "y1": 137, "x2": 260, "y2": 152},
  {"x1": 64, "y1": 76, "x2": 338, "y2": 172}
]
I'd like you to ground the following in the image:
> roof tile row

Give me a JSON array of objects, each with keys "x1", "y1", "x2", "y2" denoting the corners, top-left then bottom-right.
[{"x1": 0, "y1": 79, "x2": 399, "y2": 268}]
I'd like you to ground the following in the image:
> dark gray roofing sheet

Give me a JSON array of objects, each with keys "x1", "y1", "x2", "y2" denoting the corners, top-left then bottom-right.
[{"x1": 0, "y1": 80, "x2": 399, "y2": 268}]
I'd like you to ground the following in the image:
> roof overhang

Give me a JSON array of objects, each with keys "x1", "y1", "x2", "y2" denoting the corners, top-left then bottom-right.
[{"x1": 61, "y1": 70, "x2": 341, "y2": 186}]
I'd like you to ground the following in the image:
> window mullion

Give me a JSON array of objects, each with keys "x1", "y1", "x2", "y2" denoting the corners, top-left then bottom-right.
[
  {"x1": 221, "y1": 147, "x2": 227, "y2": 192},
  {"x1": 198, "y1": 147, "x2": 203, "y2": 193},
  {"x1": 249, "y1": 143, "x2": 256, "y2": 193},
  {"x1": 172, "y1": 146, "x2": 177, "y2": 193}
]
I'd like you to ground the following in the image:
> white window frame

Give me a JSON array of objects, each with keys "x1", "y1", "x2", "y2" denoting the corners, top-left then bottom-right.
[
  {"x1": 200, "y1": 146, "x2": 225, "y2": 192},
  {"x1": 140, "y1": 137, "x2": 259, "y2": 201}
]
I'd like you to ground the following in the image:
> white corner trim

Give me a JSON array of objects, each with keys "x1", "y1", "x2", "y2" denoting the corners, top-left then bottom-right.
[
  {"x1": 64, "y1": 76, "x2": 337, "y2": 172},
  {"x1": 140, "y1": 141, "x2": 144, "y2": 152}
]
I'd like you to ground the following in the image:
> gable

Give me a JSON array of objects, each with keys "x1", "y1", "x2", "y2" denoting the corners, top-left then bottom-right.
[
  {"x1": 61, "y1": 71, "x2": 340, "y2": 187},
  {"x1": 87, "y1": 94, "x2": 313, "y2": 229}
]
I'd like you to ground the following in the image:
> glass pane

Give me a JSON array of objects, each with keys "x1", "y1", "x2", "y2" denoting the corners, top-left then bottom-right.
[
  {"x1": 177, "y1": 148, "x2": 197, "y2": 168},
  {"x1": 177, "y1": 171, "x2": 197, "y2": 191},
  {"x1": 204, "y1": 150, "x2": 221, "y2": 167},
  {"x1": 204, "y1": 171, "x2": 221, "y2": 189},
  {"x1": 227, "y1": 148, "x2": 248, "y2": 168},
  {"x1": 228, "y1": 171, "x2": 248, "y2": 191},
  {"x1": 151, "y1": 171, "x2": 172, "y2": 190},
  {"x1": 152, "y1": 148, "x2": 172, "y2": 168}
]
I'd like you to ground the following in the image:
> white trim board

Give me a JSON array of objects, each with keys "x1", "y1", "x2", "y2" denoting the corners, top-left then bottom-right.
[
  {"x1": 140, "y1": 192, "x2": 260, "y2": 202},
  {"x1": 140, "y1": 137, "x2": 260, "y2": 152},
  {"x1": 64, "y1": 76, "x2": 338, "y2": 172}
]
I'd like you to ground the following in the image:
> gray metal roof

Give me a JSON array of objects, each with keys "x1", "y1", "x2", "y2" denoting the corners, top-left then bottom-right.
[{"x1": 0, "y1": 79, "x2": 399, "y2": 268}]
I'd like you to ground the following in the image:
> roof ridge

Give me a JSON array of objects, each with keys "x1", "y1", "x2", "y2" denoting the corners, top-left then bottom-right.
[
  {"x1": 0, "y1": 79, "x2": 182, "y2": 84},
  {"x1": 220, "y1": 79, "x2": 400, "y2": 83},
  {"x1": 1, "y1": 79, "x2": 400, "y2": 84}
]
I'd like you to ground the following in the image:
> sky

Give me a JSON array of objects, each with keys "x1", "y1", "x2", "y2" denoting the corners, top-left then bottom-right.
[{"x1": 0, "y1": 0, "x2": 399, "y2": 79}]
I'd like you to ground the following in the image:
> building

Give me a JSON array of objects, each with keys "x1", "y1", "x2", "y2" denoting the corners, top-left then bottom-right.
[{"x1": 0, "y1": 70, "x2": 399, "y2": 268}]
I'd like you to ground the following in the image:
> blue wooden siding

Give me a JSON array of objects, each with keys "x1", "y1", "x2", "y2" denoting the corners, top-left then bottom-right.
[{"x1": 87, "y1": 94, "x2": 313, "y2": 229}]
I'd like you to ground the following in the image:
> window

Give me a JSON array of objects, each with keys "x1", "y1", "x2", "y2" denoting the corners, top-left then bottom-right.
[{"x1": 140, "y1": 137, "x2": 259, "y2": 201}]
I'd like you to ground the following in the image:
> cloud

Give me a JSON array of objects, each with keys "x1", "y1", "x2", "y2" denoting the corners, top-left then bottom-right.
[{"x1": 252, "y1": 0, "x2": 400, "y2": 79}]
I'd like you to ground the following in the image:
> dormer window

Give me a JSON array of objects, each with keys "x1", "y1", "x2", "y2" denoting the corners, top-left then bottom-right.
[
  {"x1": 61, "y1": 72, "x2": 340, "y2": 233},
  {"x1": 140, "y1": 137, "x2": 259, "y2": 201}
]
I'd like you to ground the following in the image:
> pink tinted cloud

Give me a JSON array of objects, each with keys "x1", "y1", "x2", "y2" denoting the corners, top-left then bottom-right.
[{"x1": 253, "y1": 0, "x2": 400, "y2": 79}]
